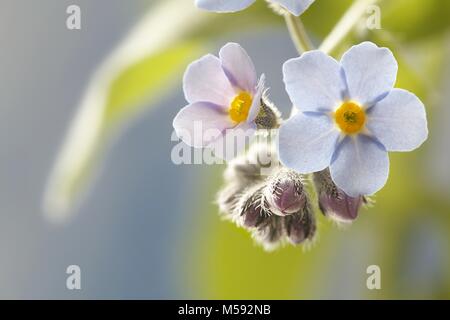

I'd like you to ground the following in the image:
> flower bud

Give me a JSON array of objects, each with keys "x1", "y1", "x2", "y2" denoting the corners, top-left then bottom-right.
[
  {"x1": 284, "y1": 203, "x2": 316, "y2": 244},
  {"x1": 242, "y1": 205, "x2": 261, "y2": 228},
  {"x1": 255, "y1": 96, "x2": 281, "y2": 130},
  {"x1": 254, "y1": 216, "x2": 284, "y2": 248},
  {"x1": 265, "y1": 169, "x2": 306, "y2": 216},
  {"x1": 217, "y1": 145, "x2": 319, "y2": 251},
  {"x1": 241, "y1": 202, "x2": 267, "y2": 228},
  {"x1": 313, "y1": 169, "x2": 363, "y2": 222},
  {"x1": 240, "y1": 187, "x2": 270, "y2": 228},
  {"x1": 318, "y1": 190, "x2": 363, "y2": 222}
]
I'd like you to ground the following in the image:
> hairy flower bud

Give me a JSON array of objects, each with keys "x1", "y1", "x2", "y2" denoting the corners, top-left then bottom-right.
[
  {"x1": 217, "y1": 143, "x2": 317, "y2": 250},
  {"x1": 242, "y1": 204, "x2": 263, "y2": 228},
  {"x1": 313, "y1": 169, "x2": 364, "y2": 222},
  {"x1": 240, "y1": 187, "x2": 271, "y2": 228},
  {"x1": 319, "y1": 190, "x2": 363, "y2": 222},
  {"x1": 255, "y1": 95, "x2": 281, "y2": 130},
  {"x1": 253, "y1": 216, "x2": 284, "y2": 249},
  {"x1": 284, "y1": 202, "x2": 316, "y2": 244},
  {"x1": 265, "y1": 169, "x2": 306, "y2": 216}
]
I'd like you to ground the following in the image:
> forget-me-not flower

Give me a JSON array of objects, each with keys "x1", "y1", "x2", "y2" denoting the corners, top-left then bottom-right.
[
  {"x1": 279, "y1": 42, "x2": 428, "y2": 196},
  {"x1": 173, "y1": 43, "x2": 265, "y2": 159},
  {"x1": 195, "y1": 0, "x2": 315, "y2": 16}
]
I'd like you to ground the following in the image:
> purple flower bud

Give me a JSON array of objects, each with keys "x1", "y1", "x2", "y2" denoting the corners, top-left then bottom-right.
[
  {"x1": 255, "y1": 217, "x2": 283, "y2": 246},
  {"x1": 266, "y1": 169, "x2": 306, "y2": 216},
  {"x1": 286, "y1": 217, "x2": 306, "y2": 244},
  {"x1": 242, "y1": 203, "x2": 265, "y2": 228},
  {"x1": 318, "y1": 190, "x2": 363, "y2": 222},
  {"x1": 284, "y1": 204, "x2": 316, "y2": 244},
  {"x1": 240, "y1": 187, "x2": 270, "y2": 228},
  {"x1": 314, "y1": 169, "x2": 363, "y2": 223}
]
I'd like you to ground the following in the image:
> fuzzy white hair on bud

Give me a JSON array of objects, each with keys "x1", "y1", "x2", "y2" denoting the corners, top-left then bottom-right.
[{"x1": 217, "y1": 142, "x2": 317, "y2": 251}]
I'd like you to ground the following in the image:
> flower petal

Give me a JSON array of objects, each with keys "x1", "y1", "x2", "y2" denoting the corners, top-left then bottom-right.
[
  {"x1": 195, "y1": 0, "x2": 256, "y2": 12},
  {"x1": 367, "y1": 89, "x2": 428, "y2": 152},
  {"x1": 283, "y1": 51, "x2": 346, "y2": 112},
  {"x1": 330, "y1": 135, "x2": 389, "y2": 196},
  {"x1": 219, "y1": 42, "x2": 257, "y2": 93},
  {"x1": 341, "y1": 42, "x2": 398, "y2": 106},
  {"x1": 273, "y1": 0, "x2": 315, "y2": 16},
  {"x1": 247, "y1": 74, "x2": 265, "y2": 123},
  {"x1": 183, "y1": 54, "x2": 235, "y2": 106},
  {"x1": 210, "y1": 121, "x2": 256, "y2": 160},
  {"x1": 279, "y1": 113, "x2": 340, "y2": 173},
  {"x1": 173, "y1": 102, "x2": 234, "y2": 148}
]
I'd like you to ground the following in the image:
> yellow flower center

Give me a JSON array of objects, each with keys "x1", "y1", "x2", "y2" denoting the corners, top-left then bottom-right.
[
  {"x1": 334, "y1": 101, "x2": 366, "y2": 134},
  {"x1": 229, "y1": 92, "x2": 253, "y2": 123}
]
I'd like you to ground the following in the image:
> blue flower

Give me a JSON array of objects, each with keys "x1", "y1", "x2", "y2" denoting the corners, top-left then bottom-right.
[
  {"x1": 195, "y1": 0, "x2": 315, "y2": 16},
  {"x1": 279, "y1": 42, "x2": 428, "y2": 196}
]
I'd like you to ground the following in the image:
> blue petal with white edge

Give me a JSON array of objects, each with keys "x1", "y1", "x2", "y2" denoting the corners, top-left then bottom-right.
[
  {"x1": 367, "y1": 89, "x2": 428, "y2": 152},
  {"x1": 283, "y1": 51, "x2": 346, "y2": 112},
  {"x1": 341, "y1": 42, "x2": 398, "y2": 106},
  {"x1": 273, "y1": 0, "x2": 315, "y2": 16},
  {"x1": 330, "y1": 135, "x2": 389, "y2": 196},
  {"x1": 195, "y1": 0, "x2": 256, "y2": 12},
  {"x1": 279, "y1": 113, "x2": 340, "y2": 174}
]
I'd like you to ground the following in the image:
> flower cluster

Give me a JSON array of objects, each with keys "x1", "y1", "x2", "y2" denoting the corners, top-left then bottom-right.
[
  {"x1": 217, "y1": 143, "x2": 316, "y2": 250},
  {"x1": 172, "y1": 2, "x2": 429, "y2": 250}
]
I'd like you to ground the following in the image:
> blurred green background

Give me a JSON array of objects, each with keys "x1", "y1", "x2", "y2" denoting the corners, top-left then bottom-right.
[{"x1": 1, "y1": 0, "x2": 449, "y2": 299}]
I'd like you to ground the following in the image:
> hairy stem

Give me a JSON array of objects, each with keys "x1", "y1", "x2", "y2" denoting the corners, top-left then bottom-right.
[
  {"x1": 284, "y1": 13, "x2": 314, "y2": 54},
  {"x1": 319, "y1": 0, "x2": 380, "y2": 54}
]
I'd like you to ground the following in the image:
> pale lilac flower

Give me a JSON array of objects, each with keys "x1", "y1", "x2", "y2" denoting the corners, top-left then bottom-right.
[
  {"x1": 173, "y1": 43, "x2": 264, "y2": 159},
  {"x1": 195, "y1": 0, "x2": 316, "y2": 16},
  {"x1": 279, "y1": 42, "x2": 428, "y2": 196}
]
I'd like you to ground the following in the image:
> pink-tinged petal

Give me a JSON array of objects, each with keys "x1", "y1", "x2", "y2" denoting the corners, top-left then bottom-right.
[
  {"x1": 330, "y1": 135, "x2": 389, "y2": 197},
  {"x1": 273, "y1": 0, "x2": 315, "y2": 16},
  {"x1": 183, "y1": 54, "x2": 235, "y2": 106},
  {"x1": 219, "y1": 43, "x2": 257, "y2": 93},
  {"x1": 367, "y1": 89, "x2": 428, "y2": 152},
  {"x1": 173, "y1": 102, "x2": 234, "y2": 148},
  {"x1": 279, "y1": 113, "x2": 340, "y2": 173},
  {"x1": 247, "y1": 75, "x2": 265, "y2": 123},
  {"x1": 341, "y1": 42, "x2": 398, "y2": 106},
  {"x1": 319, "y1": 189, "x2": 363, "y2": 222},
  {"x1": 210, "y1": 122, "x2": 256, "y2": 160},
  {"x1": 196, "y1": 0, "x2": 256, "y2": 12},
  {"x1": 283, "y1": 51, "x2": 346, "y2": 112}
]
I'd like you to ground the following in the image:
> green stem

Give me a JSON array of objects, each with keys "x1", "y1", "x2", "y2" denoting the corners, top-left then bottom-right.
[
  {"x1": 284, "y1": 13, "x2": 314, "y2": 54},
  {"x1": 319, "y1": 0, "x2": 380, "y2": 55}
]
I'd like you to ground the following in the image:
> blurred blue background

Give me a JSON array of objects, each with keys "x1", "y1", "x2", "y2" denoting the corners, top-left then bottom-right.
[{"x1": 0, "y1": 0, "x2": 291, "y2": 299}]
